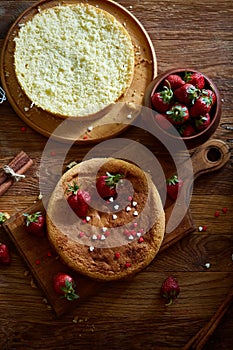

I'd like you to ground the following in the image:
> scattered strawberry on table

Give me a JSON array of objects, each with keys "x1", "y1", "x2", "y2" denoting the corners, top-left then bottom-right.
[
  {"x1": 67, "y1": 181, "x2": 91, "y2": 218},
  {"x1": 96, "y1": 172, "x2": 123, "y2": 199},
  {"x1": 53, "y1": 272, "x2": 79, "y2": 301},
  {"x1": 151, "y1": 71, "x2": 217, "y2": 137},
  {"x1": 23, "y1": 211, "x2": 46, "y2": 237},
  {"x1": 0, "y1": 242, "x2": 11, "y2": 265},
  {"x1": 166, "y1": 174, "x2": 183, "y2": 200},
  {"x1": 160, "y1": 276, "x2": 180, "y2": 306}
]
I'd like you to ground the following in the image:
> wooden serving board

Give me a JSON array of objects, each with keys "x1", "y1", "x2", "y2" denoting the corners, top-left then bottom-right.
[
  {"x1": 3, "y1": 139, "x2": 230, "y2": 317},
  {"x1": 0, "y1": 0, "x2": 156, "y2": 144}
]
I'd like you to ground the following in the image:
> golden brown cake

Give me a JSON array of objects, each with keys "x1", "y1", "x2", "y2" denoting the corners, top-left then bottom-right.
[
  {"x1": 46, "y1": 158, "x2": 165, "y2": 281},
  {"x1": 14, "y1": 3, "x2": 134, "y2": 118}
]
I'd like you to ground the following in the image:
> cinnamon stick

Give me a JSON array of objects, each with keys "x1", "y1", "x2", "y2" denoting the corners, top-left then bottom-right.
[
  {"x1": 0, "y1": 151, "x2": 33, "y2": 196},
  {"x1": 182, "y1": 287, "x2": 233, "y2": 350}
]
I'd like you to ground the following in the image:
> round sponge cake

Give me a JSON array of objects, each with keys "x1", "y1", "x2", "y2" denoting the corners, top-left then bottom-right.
[
  {"x1": 46, "y1": 158, "x2": 165, "y2": 281},
  {"x1": 14, "y1": 3, "x2": 134, "y2": 117}
]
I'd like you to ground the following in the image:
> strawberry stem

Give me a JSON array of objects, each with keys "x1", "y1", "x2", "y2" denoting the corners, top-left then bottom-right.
[
  {"x1": 23, "y1": 211, "x2": 42, "y2": 226},
  {"x1": 165, "y1": 298, "x2": 173, "y2": 306},
  {"x1": 61, "y1": 279, "x2": 79, "y2": 301},
  {"x1": 105, "y1": 172, "x2": 123, "y2": 187},
  {"x1": 166, "y1": 175, "x2": 179, "y2": 186},
  {"x1": 67, "y1": 181, "x2": 80, "y2": 195}
]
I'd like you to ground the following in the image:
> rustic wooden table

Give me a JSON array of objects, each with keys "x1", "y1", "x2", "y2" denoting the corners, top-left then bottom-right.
[{"x1": 0, "y1": 0, "x2": 232, "y2": 349}]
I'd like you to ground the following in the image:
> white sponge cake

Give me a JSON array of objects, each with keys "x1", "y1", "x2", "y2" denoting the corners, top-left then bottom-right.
[{"x1": 14, "y1": 3, "x2": 134, "y2": 117}]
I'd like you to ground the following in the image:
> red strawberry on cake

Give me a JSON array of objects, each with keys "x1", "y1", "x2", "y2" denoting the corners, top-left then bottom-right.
[{"x1": 67, "y1": 182, "x2": 91, "y2": 218}]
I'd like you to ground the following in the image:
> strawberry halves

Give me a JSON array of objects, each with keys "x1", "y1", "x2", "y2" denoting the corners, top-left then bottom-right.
[
  {"x1": 96, "y1": 172, "x2": 123, "y2": 199},
  {"x1": 67, "y1": 181, "x2": 91, "y2": 218}
]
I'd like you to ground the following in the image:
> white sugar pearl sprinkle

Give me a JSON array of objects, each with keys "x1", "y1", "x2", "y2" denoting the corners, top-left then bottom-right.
[
  {"x1": 132, "y1": 201, "x2": 137, "y2": 207},
  {"x1": 101, "y1": 235, "x2": 106, "y2": 241},
  {"x1": 109, "y1": 197, "x2": 114, "y2": 202},
  {"x1": 128, "y1": 235, "x2": 134, "y2": 240},
  {"x1": 102, "y1": 227, "x2": 107, "y2": 232},
  {"x1": 133, "y1": 211, "x2": 138, "y2": 216},
  {"x1": 112, "y1": 214, "x2": 117, "y2": 220},
  {"x1": 136, "y1": 232, "x2": 141, "y2": 237},
  {"x1": 204, "y1": 263, "x2": 211, "y2": 269},
  {"x1": 86, "y1": 216, "x2": 91, "y2": 222},
  {"x1": 87, "y1": 126, "x2": 93, "y2": 132},
  {"x1": 92, "y1": 234, "x2": 97, "y2": 240},
  {"x1": 114, "y1": 204, "x2": 119, "y2": 210},
  {"x1": 126, "y1": 206, "x2": 131, "y2": 212},
  {"x1": 89, "y1": 246, "x2": 94, "y2": 252}
]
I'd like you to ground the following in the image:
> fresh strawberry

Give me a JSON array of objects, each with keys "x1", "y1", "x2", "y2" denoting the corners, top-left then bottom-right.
[
  {"x1": 202, "y1": 88, "x2": 216, "y2": 106},
  {"x1": 166, "y1": 174, "x2": 183, "y2": 200},
  {"x1": 184, "y1": 71, "x2": 205, "y2": 89},
  {"x1": 160, "y1": 276, "x2": 180, "y2": 306},
  {"x1": 189, "y1": 94, "x2": 212, "y2": 118},
  {"x1": 174, "y1": 83, "x2": 199, "y2": 105},
  {"x1": 96, "y1": 172, "x2": 123, "y2": 199},
  {"x1": 154, "y1": 113, "x2": 172, "y2": 131},
  {"x1": 67, "y1": 182, "x2": 91, "y2": 218},
  {"x1": 179, "y1": 122, "x2": 196, "y2": 137},
  {"x1": 164, "y1": 74, "x2": 185, "y2": 90},
  {"x1": 53, "y1": 272, "x2": 79, "y2": 301},
  {"x1": 166, "y1": 103, "x2": 189, "y2": 125},
  {"x1": 151, "y1": 85, "x2": 174, "y2": 113},
  {"x1": 24, "y1": 211, "x2": 46, "y2": 237},
  {"x1": 0, "y1": 212, "x2": 10, "y2": 224},
  {"x1": 195, "y1": 113, "x2": 211, "y2": 131},
  {"x1": 0, "y1": 243, "x2": 11, "y2": 265}
]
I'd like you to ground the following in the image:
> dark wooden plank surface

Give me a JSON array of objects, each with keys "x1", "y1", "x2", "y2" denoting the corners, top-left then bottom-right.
[{"x1": 0, "y1": 0, "x2": 233, "y2": 349}]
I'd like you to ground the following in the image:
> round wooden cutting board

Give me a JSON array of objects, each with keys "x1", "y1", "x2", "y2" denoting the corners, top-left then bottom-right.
[{"x1": 0, "y1": 0, "x2": 157, "y2": 144}]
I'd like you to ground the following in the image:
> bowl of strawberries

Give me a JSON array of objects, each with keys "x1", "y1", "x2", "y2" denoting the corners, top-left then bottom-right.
[{"x1": 143, "y1": 68, "x2": 222, "y2": 149}]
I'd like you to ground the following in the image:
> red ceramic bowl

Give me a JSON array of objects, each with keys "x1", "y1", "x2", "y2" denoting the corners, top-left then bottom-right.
[{"x1": 143, "y1": 68, "x2": 222, "y2": 149}]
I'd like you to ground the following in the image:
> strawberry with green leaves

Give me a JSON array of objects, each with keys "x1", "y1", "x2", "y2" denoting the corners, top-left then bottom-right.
[
  {"x1": 164, "y1": 74, "x2": 185, "y2": 90},
  {"x1": 67, "y1": 182, "x2": 91, "y2": 218},
  {"x1": 179, "y1": 122, "x2": 196, "y2": 137},
  {"x1": 189, "y1": 94, "x2": 212, "y2": 118},
  {"x1": 151, "y1": 85, "x2": 174, "y2": 113},
  {"x1": 160, "y1": 276, "x2": 180, "y2": 306},
  {"x1": 174, "y1": 83, "x2": 199, "y2": 105},
  {"x1": 166, "y1": 103, "x2": 189, "y2": 125},
  {"x1": 24, "y1": 211, "x2": 46, "y2": 237},
  {"x1": 96, "y1": 172, "x2": 123, "y2": 199},
  {"x1": 195, "y1": 113, "x2": 211, "y2": 131},
  {"x1": 184, "y1": 71, "x2": 205, "y2": 89},
  {"x1": 53, "y1": 272, "x2": 79, "y2": 301},
  {"x1": 0, "y1": 242, "x2": 11, "y2": 265},
  {"x1": 202, "y1": 88, "x2": 216, "y2": 106},
  {"x1": 166, "y1": 174, "x2": 183, "y2": 200}
]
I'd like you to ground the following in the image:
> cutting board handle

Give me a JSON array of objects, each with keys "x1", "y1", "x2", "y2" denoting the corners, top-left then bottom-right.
[{"x1": 191, "y1": 139, "x2": 231, "y2": 179}]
